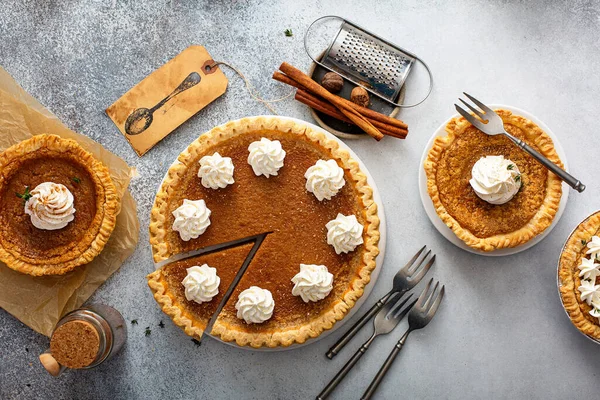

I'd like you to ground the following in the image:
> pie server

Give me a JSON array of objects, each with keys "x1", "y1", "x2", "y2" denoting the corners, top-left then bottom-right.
[{"x1": 154, "y1": 232, "x2": 270, "y2": 345}]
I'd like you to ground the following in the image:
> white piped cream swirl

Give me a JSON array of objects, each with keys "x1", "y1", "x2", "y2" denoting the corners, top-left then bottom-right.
[
  {"x1": 469, "y1": 156, "x2": 521, "y2": 205},
  {"x1": 247, "y1": 138, "x2": 286, "y2": 177},
  {"x1": 235, "y1": 286, "x2": 274, "y2": 324},
  {"x1": 198, "y1": 152, "x2": 234, "y2": 189},
  {"x1": 326, "y1": 214, "x2": 364, "y2": 254},
  {"x1": 291, "y1": 264, "x2": 333, "y2": 303},
  {"x1": 305, "y1": 159, "x2": 345, "y2": 201},
  {"x1": 24, "y1": 182, "x2": 75, "y2": 230},
  {"x1": 182, "y1": 264, "x2": 220, "y2": 304},
  {"x1": 586, "y1": 236, "x2": 600, "y2": 258},
  {"x1": 172, "y1": 199, "x2": 211, "y2": 241}
]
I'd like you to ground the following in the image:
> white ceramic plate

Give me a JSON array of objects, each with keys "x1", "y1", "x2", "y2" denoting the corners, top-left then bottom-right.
[
  {"x1": 154, "y1": 116, "x2": 386, "y2": 351},
  {"x1": 557, "y1": 211, "x2": 600, "y2": 346},
  {"x1": 418, "y1": 104, "x2": 569, "y2": 256}
]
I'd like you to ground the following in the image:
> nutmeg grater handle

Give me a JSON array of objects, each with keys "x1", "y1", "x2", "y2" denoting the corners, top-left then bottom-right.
[{"x1": 506, "y1": 132, "x2": 585, "y2": 192}]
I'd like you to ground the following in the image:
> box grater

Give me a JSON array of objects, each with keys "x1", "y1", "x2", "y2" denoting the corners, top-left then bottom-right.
[{"x1": 304, "y1": 16, "x2": 433, "y2": 108}]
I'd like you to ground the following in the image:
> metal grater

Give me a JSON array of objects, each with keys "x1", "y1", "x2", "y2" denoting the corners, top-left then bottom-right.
[{"x1": 304, "y1": 16, "x2": 433, "y2": 108}]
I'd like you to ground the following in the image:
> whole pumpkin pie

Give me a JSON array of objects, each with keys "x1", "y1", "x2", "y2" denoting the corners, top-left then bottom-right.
[
  {"x1": 559, "y1": 211, "x2": 600, "y2": 340},
  {"x1": 0, "y1": 134, "x2": 119, "y2": 276},
  {"x1": 148, "y1": 116, "x2": 380, "y2": 347},
  {"x1": 424, "y1": 109, "x2": 563, "y2": 251}
]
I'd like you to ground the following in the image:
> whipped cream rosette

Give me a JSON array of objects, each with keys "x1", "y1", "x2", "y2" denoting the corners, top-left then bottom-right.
[
  {"x1": 172, "y1": 199, "x2": 211, "y2": 241},
  {"x1": 247, "y1": 138, "x2": 286, "y2": 178},
  {"x1": 325, "y1": 213, "x2": 364, "y2": 254},
  {"x1": 182, "y1": 264, "x2": 220, "y2": 304},
  {"x1": 235, "y1": 286, "x2": 274, "y2": 324},
  {"x1": 24, "y1": 182, "x2": 76, "y2": 230},
  {"x1": 469, "y1": 155, "x2": 521, "y2": 205},
  {"x1": 198, "y1": 152, "x2": 234, "y2": 189},
  {"x1": 291, "y1": 264, "x2": 333, "y2": 303},
  {"x1": 305, "y1": 159, "x2": 345, "y2": 201}
]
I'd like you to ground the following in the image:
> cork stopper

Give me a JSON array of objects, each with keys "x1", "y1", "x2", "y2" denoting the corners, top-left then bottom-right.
[{"x1": 50, "y1": 320, "x2": 100, "y2": 369}]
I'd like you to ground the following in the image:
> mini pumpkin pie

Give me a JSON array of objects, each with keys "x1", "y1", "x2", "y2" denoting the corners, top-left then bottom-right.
[
  {"x1": 148, "y1": 116, "x2": 380, "y2": 347},
  {"x1": 559, "y1": 211, "x2": 600, "y2": 340},
  {"x1": 0, "y1": 135, "x2": 119, "y2": 276},
  {"x1": 424, "y1": 109, "x2": 563, "y2": 251}
]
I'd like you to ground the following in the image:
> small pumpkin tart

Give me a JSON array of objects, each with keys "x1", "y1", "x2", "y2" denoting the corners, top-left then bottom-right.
[
  {"x1": 559, "y1": 211, "x2": 600, "y2": 340},
  {"x1": 148, "y1": 116, "x2": 380, "y2": 348},
  {"x1": 0, "y1": 135, "x2": 119, "y2": 276},
  {"x1": 424, "y1": 109, "x2": 563, "y2": 251}
]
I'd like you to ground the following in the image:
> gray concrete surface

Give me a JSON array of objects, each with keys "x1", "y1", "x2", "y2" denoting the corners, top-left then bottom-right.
[{"x1": 1, "y1": 1, "x2": 600, "y2": 399}]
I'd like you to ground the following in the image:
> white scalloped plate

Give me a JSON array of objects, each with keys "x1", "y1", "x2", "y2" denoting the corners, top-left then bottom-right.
[
  {"x1": 418, "y1": 104, "x2": 569, "y2": 256},
  {"x1": 154, "y1": 116, "x2": 386, "y2": 351}
]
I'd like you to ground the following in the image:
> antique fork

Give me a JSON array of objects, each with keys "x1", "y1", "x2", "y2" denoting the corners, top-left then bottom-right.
[
  {"x1": 361, "y1": 279, "x2": 445, "y2": 400},
  {"x1": 455, "y1": 92, "x2": 585, "y2": 192},
  {"x1": 317, "y1": 293, "x2": 418, "y2": 400},
  {"x1": 326, "y1": 246, "x2": 435, "y2": 359}
]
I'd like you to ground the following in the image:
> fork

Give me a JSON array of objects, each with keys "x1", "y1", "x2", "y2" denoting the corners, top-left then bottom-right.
[
  {"x1": 360, "y1": 279, "x2": 445, "y2": 400},
  {"x1": 455, "y1": 92, "x2": 585, "y2": 193},
  {"x1": 326, "y1": 246, "x2": 435, "y2": 359},
  {"x1": 317, "y1": 293, "x2": 418, "y2": 400}
]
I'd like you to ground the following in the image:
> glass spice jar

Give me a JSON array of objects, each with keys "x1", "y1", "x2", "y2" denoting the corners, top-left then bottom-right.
[{"x1": 39, "y1": 304, "x2": 127, "y2": 376}]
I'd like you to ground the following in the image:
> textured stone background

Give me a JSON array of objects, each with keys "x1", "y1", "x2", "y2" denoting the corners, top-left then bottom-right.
[{"x1": 1, "y1": 1, "x2": 600, "y2": 399}]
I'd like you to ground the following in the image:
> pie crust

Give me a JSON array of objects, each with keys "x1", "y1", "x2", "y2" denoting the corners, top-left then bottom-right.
[
  {"x1": 147, "y1": 116, "x2": 380, "y2": 347},
  {"x1": 424, "y1": 109, "x2": 563, "y2": 251},
  {"x1": 0, "y1": 134, "x2": 119, "y2": 276},
  {"x1": 558, "y1": 211, "x2": 600, "y2": 340}
]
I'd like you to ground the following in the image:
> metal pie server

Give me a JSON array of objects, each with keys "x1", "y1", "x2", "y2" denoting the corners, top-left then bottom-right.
[{"x1": 155, "y1": 232, "x2": 271, "y2": 345}]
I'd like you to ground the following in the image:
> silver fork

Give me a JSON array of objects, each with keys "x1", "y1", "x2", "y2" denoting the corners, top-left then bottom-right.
[
  {"x1": 317, "y1": 293, "x2": 418, "y2": 400},
  {"x1": 326, "y1": 246, "x2": 435, "y2": 359},
  {"x1": 361, "y1": 279, "x2": 445, "y2": 400},
  {"x1": 455, "y1": 92, "x2": 585, "y2": 193}
]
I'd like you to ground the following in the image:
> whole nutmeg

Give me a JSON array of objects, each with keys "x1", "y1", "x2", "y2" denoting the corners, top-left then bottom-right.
[
  {"x1": 350, "y1": 86, "x2": 370, "y2": 107},
  {"x1": 321, "y1": 72, "x2": 344, "y2": 93}
]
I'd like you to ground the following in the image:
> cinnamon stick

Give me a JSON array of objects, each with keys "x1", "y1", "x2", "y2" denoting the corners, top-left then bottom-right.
[
  {"x1": 296, "y1": 90, "x2": 407, "y2": 139},
  {"x1": 272, "y1": 71, "x2": 408, "y2": 131},
  {"x1": 278, "y1": 63, "x2": 384, "y2": 141}
]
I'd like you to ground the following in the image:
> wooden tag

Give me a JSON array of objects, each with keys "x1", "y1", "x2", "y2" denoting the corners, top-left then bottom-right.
[{"x1": 106, "y1": 45, "x2": 228, "y2": 156}]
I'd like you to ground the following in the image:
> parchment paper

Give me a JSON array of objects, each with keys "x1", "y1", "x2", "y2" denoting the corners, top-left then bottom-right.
[{"x1": 0, "y1": 67, "x2": 140, "y2": 336}]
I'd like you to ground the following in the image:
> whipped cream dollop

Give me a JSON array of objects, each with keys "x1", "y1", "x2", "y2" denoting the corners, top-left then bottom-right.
[
  {"x1": 326, "y1": 213, "x2": 364, "y2": 254},
  {"x1": 579, "y1": 257, "x2": 600, "y2": 282},
  {"x1": 247, "y1": 138, "x2": 286, "y2": 178},
  {"x1": 586, "y1": 236, "x2": 600, "y2": 258},
  {"x1": 579, "y1": 279, "x2": 600, "y2": 306},
  {"x1": 291, "y1": 264, "x2": 334, "y2": 303},
  {"x1": 305, "y1": 159, "x2": 345, "y2": 201},
  {"x1": 24, "y1": 182, "x2": 76, "y2": 230},
  {"x1": 198, "y1": 152, "x2": 234, "y2": 189},
  {"x1": 469, "y1": 156, "x2": 521, "y2": 205},
  {"x1": 235, "y1": 286, "x2": 274, "y2": 324},
  {"x1": 172, "y1": 199, "x2": 211, "y2": 241},
  {"x1": 182, "y1": 264, "x2": 220, "y2": 304}
]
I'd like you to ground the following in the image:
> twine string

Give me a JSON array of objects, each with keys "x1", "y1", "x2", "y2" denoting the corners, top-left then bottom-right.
[{"x1": 211, "y1": 61, "x2": 294, "y2": 115}]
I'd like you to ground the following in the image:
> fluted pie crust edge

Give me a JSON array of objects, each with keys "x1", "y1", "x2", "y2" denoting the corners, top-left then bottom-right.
[
  {"x1": 147, "y1": 116, "x2": 380, "y2": 347},
  {"x1": 558, "y1": 211, "x2": 600, "y2": 340},
  {"x1": 0, "y1": 134, "x2": 119, "y2": 276},
  {"x1": 424, "y1": 109, "x2": 563, "y2": 252}
]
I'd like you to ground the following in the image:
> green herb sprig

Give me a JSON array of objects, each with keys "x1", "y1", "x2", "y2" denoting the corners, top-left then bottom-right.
[
  {"x1": 284, "y1": 28, "x2": 293, "y2": 37},
  {"x1": 158, "y1": 321, "x2": 165, "y2": 328},
  {"x1": 16, "y1": 186, "x2": 32, "y2": 202},
  {"x1": 131, "y1": 319, "x2": 138, "y2": 325},
  {"x1": 145, "y1": 327, "x2": 151, "y2": 336},
  {"x1": 72, "y1": 177, "x2": 81, "y2": 184}
]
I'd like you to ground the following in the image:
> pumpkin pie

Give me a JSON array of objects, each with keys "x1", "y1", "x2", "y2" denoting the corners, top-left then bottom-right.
[
  {"x1": 0, "y1": 134, "x2": 119, "y2": 276},
  {"x1": 558, "y1": 211, "x2": 600, "y2": 340},
  {"x1": 424, "y1": 109, "x2": 563, "y2": 251},
  {"x1": 148, "y1": 116, "x2": 380, "y2": 347}
]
